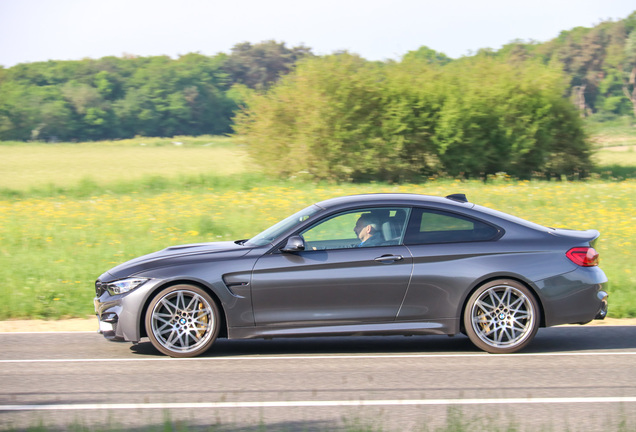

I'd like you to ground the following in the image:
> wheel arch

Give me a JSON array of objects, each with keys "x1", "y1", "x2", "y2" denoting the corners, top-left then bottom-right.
[
  {"x1": 459, "y1": 275, "x2": 546, "y2": 334},
  {"x1": 138, "y1": 279, "x2": 228, "y2": 339}
]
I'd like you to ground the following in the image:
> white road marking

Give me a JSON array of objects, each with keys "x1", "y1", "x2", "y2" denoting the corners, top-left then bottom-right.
[
  {"x1": 1, "y1": 351, "x2": 636, "y2": 363},
  {"x1": 2, "y1": 397, "x2": 636, "y2": 411}
]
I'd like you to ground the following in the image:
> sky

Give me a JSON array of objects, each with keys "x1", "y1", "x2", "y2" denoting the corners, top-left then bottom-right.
[{"x1": 1, "y1": 0, "x2": 635, "y2": 68}]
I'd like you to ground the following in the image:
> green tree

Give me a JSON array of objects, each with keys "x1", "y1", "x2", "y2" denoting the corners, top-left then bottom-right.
[
  {"x1": 515, "y1": 14, "x2": 635, "y2": 119},
  {"x1": 623, "y1": 30, "x2": 636, "y2": 116},
  {"x1": 431, "y1": 56, "x2": 590, "y2": 178},
  {"x1": 235, "y1": 54, "x2": 388, "y2": 181},
  {"x1": 402, "y1": 46, "x2": 452, "y2": 65},
  {"x1": 0, "y1": 82, "x2": 76, "y2": 141},
  {"x1": 235, "y1": 54, "x2": 591, "y2": 181},
  {"x1": 0, "y1": 53, "x2": 235, "y2": 140},
  {"x1": 223, "y1": 40, "x2": 313, "y2": 90}
]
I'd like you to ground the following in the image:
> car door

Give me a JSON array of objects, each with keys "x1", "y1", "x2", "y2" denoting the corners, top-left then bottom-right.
[
  {"x1": 396, "y1": 207, "x2": 502, "y2": 321},
  {"x1": 250, "y1": 207, "x2": 413, "y2": 327}
]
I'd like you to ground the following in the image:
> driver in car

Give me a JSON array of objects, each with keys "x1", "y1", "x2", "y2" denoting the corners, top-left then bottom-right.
[{"x1": 354, "y1": 214, "x2": 383, "y2": 247}]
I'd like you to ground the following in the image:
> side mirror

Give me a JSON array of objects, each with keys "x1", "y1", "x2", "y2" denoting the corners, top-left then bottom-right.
[{"x1": 281, "y1": 235, "x2": 305, "y2": 253}]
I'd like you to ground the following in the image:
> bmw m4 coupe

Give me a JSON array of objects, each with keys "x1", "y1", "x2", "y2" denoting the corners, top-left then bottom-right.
[{"x1": 94, "y1": 193, "x2": 608, "y2": 357}]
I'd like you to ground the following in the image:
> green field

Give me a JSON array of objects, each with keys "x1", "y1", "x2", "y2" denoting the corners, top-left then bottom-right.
[
  {"x1": 0, "y1": 136, "x2": 253, "y2": 194},
  {"x1": 1, "y1": 135, "x2": 635, "y2": 320},
  {"x1": 586, "y1": 118, "x2": 636, "y2": 148}
]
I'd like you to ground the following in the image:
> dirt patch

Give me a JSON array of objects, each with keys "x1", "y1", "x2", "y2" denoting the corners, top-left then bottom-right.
[{"x1": 1, "y1": 317, "x2": 635, "y2": 333}]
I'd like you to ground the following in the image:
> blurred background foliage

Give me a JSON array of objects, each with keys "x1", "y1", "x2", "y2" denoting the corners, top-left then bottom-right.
[
  {"x1": 0, "y1": 41, "x2": 312, "y2": 141},
  {"x1": 235, "y1": 54, "x2": 591, "y2": 180},
  {"x1": 1, "y1": 11, "x2": 636, "y2": 180}
]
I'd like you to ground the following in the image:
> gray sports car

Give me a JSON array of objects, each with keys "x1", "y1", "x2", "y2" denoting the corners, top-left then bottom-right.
[{"x1": 94, "y1": 193, "x2": 608, "y2": 357}]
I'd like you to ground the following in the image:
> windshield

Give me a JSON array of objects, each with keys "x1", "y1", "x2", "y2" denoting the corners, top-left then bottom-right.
[{"x1": 245, "y1": 205, "x2": 322, "y2": 247}]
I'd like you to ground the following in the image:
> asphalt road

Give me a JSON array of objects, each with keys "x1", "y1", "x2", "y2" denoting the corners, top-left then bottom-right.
[{"x1": 1, "y1": 326, "x2": 635, "y2": 431}]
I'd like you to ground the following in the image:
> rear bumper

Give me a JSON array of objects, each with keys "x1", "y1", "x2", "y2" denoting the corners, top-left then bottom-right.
[
  {"x1": 535, "y1": 266, "x2": 608, "y2": 327},
  {"x1": 594, "y1": 290, "x2": 608, "y2": 320}
]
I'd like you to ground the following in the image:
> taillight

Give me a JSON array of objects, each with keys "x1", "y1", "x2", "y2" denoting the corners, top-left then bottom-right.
[{"x1": 566, "y1": 247, "x2": 599, "y2": 267}]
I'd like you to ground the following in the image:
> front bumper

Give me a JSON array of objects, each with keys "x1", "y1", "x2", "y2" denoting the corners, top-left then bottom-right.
[
  {"x1": 93, "y1": 297, "x2": 124, "y2": 341},
  {"x1": 94, "y1": 278, "x2": 161, "y2": 343}
]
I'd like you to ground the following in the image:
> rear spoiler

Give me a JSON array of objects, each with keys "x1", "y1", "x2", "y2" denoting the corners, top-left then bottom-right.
[{"x1": 549, "y1": 228, "x2": 600, "y2": 245}]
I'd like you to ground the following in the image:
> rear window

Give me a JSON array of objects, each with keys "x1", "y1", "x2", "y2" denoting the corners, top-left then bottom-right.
[{"x1": 404, "y1": 208, "x2": 500, "y2": 245}]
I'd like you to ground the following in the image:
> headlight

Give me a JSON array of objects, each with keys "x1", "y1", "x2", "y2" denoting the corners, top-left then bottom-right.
[{"x1": 104, "y1": 278, "x2": 149, "y2": 295}]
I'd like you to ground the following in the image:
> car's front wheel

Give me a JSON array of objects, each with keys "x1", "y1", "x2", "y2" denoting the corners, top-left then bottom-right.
[
  {"x1": 464, "y1": 279, "x2": 540, "y2": 354},
  {"x1": 145, "y1": 284, "x2": 220, "y2": 357}
]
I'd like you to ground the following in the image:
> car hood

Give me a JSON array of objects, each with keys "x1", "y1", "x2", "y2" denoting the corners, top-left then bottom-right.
[{"x1": 101, "y1": 241, "x2": 251, "y2": 281}]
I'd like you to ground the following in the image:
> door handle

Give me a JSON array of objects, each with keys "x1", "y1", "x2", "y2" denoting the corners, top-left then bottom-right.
[{"x1": 374, "y1": 255, "x2": 403, "y2": 263}]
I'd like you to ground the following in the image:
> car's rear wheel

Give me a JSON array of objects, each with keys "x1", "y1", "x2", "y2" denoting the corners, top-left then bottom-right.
[
  {"x1": 464, "y1": 279, "x2": 540, "y2": 354},
  {"x1": 145, "y1": 284, "x2": 220, "y2": 357}
]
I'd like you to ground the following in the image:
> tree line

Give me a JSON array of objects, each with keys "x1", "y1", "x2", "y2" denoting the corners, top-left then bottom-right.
[
  {"x1": 0, "y1": 11, "x2": 635, "y2": 180},
  {"x1": 1, "y1": 11, "x2": 635, "y2": 144},
  {"x1": 0, "y1": 42, "x2": 312, "y2": 141},
  {"x1": 495, "y1": 11, "x2": 636, "y2": 118}
]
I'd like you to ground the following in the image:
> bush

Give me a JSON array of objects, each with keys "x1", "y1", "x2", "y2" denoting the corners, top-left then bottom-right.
[{"x1": 235, "y1": 54, "x2": 594, "y2": 181}]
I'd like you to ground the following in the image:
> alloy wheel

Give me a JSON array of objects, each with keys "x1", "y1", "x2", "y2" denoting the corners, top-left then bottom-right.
[
  {"x1": 465, "y1": 280, "x2": 540, "y2": 353},
  {"x1": 146, "y1": 285, "x2": 219, "y2": 357}
]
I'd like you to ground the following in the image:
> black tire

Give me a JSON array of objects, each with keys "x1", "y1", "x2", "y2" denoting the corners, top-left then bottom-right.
[
  {"x1": 145, "y1": 284, "x2": 220, "y2": 357},
  {"x1": 463, "y1": 279, "x2": 540, "y2": 354}
]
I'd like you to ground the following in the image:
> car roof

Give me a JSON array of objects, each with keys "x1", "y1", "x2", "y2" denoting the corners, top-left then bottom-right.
[
  {"x1": 314, "y1": 193, "x2": 475, "y2": 210},
  {"x1": 313, "y1": 193, "x2": 556, "y2": 235}
]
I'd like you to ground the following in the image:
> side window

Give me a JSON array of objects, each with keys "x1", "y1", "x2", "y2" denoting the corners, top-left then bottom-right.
[
  {"x1": 404, "y1": 208, "x2": 499, "y2": 245},
  {"x1": 301, "y1": 207, "x2": 410, "y2": 250},
  {"x1": 419, "y1": 212, "x2": 473, "y2": 232}
]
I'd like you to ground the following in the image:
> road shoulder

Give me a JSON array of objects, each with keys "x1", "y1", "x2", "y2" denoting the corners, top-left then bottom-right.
[{"x1": 0, "y1": 317, "x2": 96, "y2": 332}]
